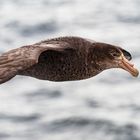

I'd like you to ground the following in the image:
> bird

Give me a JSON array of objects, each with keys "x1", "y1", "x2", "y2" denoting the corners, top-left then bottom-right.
[{"x1": 0, "y1": 36, "x2": 139, "y2": 84}]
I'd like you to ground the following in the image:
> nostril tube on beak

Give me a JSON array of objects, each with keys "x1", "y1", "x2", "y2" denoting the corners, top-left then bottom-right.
[{"x1": 122, "y1": 50, "x2": 132, "y2": 60}]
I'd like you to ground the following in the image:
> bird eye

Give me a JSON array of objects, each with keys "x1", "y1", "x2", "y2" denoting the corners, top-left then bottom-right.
[{"x1": 110, "y1": 51, "x2": 120, "y2": 57}]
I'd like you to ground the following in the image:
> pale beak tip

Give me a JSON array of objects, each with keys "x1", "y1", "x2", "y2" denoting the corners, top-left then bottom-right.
[{"x1": 132, "y1": 69, "x2": 139, "y2": 77}]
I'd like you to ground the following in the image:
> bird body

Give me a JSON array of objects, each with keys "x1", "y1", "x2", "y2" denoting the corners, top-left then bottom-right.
[
  {"x1": 0, "y1": 36, "x2": 139, "y2": 84},
  {"x1": 19, "y1": 37, "x2": 97, "y2": 81}
]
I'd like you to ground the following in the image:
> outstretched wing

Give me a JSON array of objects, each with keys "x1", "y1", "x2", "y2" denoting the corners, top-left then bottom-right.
[{"x1": 0, "y1": 42, "x2": 72, "y2": 84}]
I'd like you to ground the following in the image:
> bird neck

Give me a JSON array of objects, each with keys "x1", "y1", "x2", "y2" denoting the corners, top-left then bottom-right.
[{"x1": 86, "y1": 48, "x2": 110, "y2": 77}]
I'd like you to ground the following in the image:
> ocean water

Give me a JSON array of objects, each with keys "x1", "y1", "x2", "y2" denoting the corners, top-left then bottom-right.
[{"x1": 0, "y1": 0, "x2": 140, "y2": 140}]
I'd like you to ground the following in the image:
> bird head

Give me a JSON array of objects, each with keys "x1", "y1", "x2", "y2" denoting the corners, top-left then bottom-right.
[{"x1": 90, "y1": 42, "x2": 139, "y2": 77}]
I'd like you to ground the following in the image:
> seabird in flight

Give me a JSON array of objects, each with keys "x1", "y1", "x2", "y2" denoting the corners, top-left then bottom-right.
[{"x1": 0, "y1": 36, "x2": 139, "y2": 84}]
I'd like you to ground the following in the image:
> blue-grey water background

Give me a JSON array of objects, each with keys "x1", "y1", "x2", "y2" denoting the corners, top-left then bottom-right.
[{"x1": 0, "y1": 0, "x2": 140, "y2": 140}]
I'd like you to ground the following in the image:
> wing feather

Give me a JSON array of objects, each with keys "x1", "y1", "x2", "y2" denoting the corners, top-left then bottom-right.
[{"x1": 0, "y1": 42, "x2": 72, "y2": 84}]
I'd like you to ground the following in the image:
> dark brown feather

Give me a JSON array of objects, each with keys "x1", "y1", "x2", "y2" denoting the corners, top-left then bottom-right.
[
  {"x1": 19, "y1": 37, "x2": 92, "y2": 81},
  {"x1": 0, "y1": 36, "x2": 135, "y2": 84}
]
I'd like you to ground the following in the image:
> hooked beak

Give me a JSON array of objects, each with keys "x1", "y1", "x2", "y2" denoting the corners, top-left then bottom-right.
[{"x1": 118, "y1": 53, "x2": 139, "y2": 77}]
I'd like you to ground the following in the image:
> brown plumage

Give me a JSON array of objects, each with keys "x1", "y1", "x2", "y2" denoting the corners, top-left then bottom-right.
[{"x1": 0, "y1": 36, "x2": 139, "y2": 84}]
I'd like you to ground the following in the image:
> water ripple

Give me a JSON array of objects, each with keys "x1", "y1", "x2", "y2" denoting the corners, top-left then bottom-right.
[{"x1": 0, "y1": 113, "x2": 40, "y2": 123}]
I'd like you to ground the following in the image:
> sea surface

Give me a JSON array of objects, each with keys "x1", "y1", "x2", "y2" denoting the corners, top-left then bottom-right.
[{"x1": 0, "y1": 0, "x2": 140, "y2": 140}]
